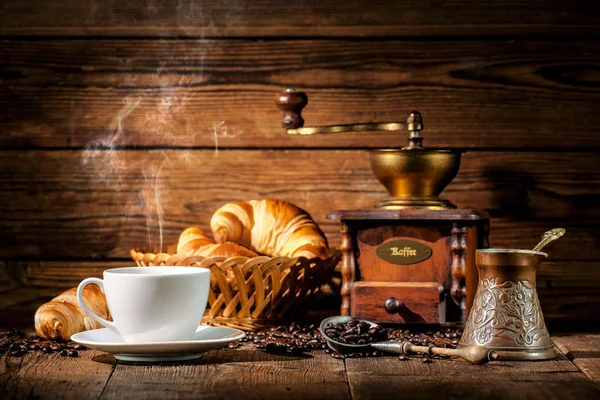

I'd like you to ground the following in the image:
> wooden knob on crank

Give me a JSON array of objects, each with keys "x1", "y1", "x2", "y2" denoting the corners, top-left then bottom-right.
[
  {"x1": 275, "y1": 88, "x2": 308, "y2": 129},
  {"x1": 384, "y1": 297, "x2": 403, "y2": 314}
]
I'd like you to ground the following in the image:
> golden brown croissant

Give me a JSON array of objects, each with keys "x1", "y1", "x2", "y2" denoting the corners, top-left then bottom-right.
[
  {"x1": 177, "y1": 226, "x2": 215, "y2": 255},
  {"x1": 210, "y1": 199, "x2": 330, "y2": 259},
  {"x1": 192, "y1": 242, "x2": 259, "y2": 258},
  {"x1": 34, "y1": 284, "x2": 110, "y2": 340}
]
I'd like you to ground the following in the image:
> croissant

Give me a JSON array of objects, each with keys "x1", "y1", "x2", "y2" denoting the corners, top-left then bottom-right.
[
  {"x1": 34, "y1": 284, "x2": 110, "y2": 340},
  {"x1": 210, "y1": 199, "x2": 329, "y2": 259},
  {"x1": 192, "y1": 242, "x2": 258, "y2": 258},
  {"x1": 177, "y1": 226, "x2": 215, "y2": 255}
]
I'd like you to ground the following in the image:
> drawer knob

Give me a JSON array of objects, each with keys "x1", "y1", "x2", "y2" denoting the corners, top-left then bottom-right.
[{"x1": 384, "y1": 297, "x2": 403, "y2": 314}]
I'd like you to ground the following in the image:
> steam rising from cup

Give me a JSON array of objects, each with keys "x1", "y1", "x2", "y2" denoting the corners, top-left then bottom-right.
[{"x1": 79, "y1": 10, "x2": 247, "y2": 254}]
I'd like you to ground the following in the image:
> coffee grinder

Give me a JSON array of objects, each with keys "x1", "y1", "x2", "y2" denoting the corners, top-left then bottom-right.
[{"x1": 276, "y1": 89, "x2": 489, "y2": 325}]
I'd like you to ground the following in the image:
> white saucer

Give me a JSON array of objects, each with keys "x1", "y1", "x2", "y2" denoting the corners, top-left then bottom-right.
[{"x1": 71, "y1": 325, "x2": 245, "y2": 362}]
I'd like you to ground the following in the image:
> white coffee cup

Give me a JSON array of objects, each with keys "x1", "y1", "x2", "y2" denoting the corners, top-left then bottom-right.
[{"x1": 77, "y1": 266, "x2": 210, "y2": 343}]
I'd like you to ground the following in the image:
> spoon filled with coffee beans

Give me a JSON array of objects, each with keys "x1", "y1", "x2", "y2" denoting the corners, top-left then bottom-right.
[{"x1": 320, "y1": 316, "x2": 497, "y2": 365}]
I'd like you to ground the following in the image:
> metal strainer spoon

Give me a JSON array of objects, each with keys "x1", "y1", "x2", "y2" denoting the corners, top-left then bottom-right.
[
  {"x1": 532, "y1": 228, "x2": 566, "y2": 252},
  {"x1": 320, "y1": 316, "x2": 497, "y2": 365}
]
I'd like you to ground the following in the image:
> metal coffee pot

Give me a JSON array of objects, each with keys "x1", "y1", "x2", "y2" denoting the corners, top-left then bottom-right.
[{"x1": 458, "y1": 229, "x2": 566, "y2": 361}]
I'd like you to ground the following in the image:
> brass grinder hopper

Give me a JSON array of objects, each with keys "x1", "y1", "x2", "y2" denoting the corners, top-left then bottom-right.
[{"x1": 275, "y1": 89, "x2": 462, "y2": 209}]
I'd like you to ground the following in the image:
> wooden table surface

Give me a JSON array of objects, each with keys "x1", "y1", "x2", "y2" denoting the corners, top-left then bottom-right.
[{"x1": 1, "y1": 334, "x2": 599, "y2": 400}]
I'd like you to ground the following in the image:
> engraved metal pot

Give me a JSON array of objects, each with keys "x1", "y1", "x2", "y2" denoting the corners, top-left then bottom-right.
[{"x1": 458, "y1": 249, "x2": 557, "y2": 361}]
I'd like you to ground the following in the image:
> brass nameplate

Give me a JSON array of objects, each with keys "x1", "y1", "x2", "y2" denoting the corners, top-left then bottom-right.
[{"x1": 376, "y1": 239, "x2": 432, "y2": 265}]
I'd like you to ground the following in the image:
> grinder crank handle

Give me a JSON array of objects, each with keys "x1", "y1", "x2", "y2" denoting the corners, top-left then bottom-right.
[
  {"x1": 275, "y1": 88, "x2": 423, "y2": 148},
  {"x1": 275, "y1": 88, "x2": 308, "y2": 129},
  {"x1": 371, "y1": 341, "x2": 497, "y2": 365}
]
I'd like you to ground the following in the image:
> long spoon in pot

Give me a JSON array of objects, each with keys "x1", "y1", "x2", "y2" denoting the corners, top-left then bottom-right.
[
  {"x1": 532, "y1": 228, "x2": 566, "y2": 252},
  {"x1": 320, "y1": 316, "x2": 497, "y2": 365}
]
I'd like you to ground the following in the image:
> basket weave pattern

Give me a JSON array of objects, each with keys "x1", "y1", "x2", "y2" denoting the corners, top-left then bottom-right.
[{"x1": 130, "y1": 249, "x2": 340, "y2": 330}]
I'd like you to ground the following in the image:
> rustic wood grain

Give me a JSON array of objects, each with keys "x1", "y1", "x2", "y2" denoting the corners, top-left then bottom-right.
[
  {"x1": 355, "y1": 224, "x2": 459, "y2": 285},
  {"x1": 2, "y1": 0, "x2": 600, "y2": 37},
  {"x1": 345, "y1": 352, "x2": 600, "y2": 400},
  {"x1": 99, "y1": 349, "x2": 350, "y2": 400},
  {"x1": 0, "y1": 260, "x2": 597, "y2": 332},
  {"x1": 3, "y1": 39, "x2": 600, "y2": 149},
  {"x1": 1, "y1": 344, "x2": 599, "y2": 400},
  {"x1": 0, "y1": 286, "x2": 73, "y2": 330},
  {"x1": 0, "y1": 351, "x2": 115, "y2": 400},
  {"x1": 0, "y1": 150, "x2": 597, "y2": 259},
  {"x1": 351, "y1": 220, "x2": 481, "y2": 323},
  {"x1": 339, "y1": 223, "x2": 356, "y2": 317},
  {"x1": 554, "y1": 335, "x2": 600, "y2": 387}
]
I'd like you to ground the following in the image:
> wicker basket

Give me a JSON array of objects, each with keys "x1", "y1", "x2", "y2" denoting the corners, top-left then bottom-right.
[{"x1": 130, "y1": 249, "x2": 340, "y2": 331}]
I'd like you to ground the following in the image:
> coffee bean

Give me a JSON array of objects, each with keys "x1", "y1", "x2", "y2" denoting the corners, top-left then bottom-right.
[
  {"x1": 68, "y1": 350, "x2": 78, "y2": 357},
  {"x1": 356, "y1": 322, "x2": 369, "y2": 334},
  {"x1": 398, "y1": 355, "x2": 408, "y2": 360},
  {"x1": 342, "y1": 334, "x2": 359, "y2": 342},
  {"x1": 60, "y1": 350, "x2": 68, "y2": 356},
  {"x1": 265, "y1": 342, "x2": 287, "y2": 353},
  {"x1": 324, "y1": 329, "x2": 337, "y2": 337},
  {"x1": 342, "y1": 327, "x2": 358, "y2": 336},
  {"x1": 227, "y1": 341, "x2": 241, "y2": 349},
  {"x1": 422, "y1": 358, "x2": 433, "y2": 364}
]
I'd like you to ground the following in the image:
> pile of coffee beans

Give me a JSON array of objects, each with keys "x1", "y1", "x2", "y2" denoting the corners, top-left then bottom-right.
[
  {"x1": 0, "y1": 329, "x2": 86, "y2": 358},
  {"x1": 1, "y1": 322, "x2": 463, "y2": 362},
  {"x1": 323, "y1": 320, "x2": 387, "y2": 344},
  {"x1": 225, "y1": 321, "x2": 463, "y2": 360},
  {"x1": 387, "y1": 327, "x2": 462, "y2": 349},
  {"x1": 227, "y1": 322, "x2": 327, "y2": 355}
]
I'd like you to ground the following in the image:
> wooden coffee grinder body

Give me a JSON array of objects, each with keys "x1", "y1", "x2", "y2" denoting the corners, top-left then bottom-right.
[{"x1": 328, "y1": 209, "x2": 489, "y2": 325}]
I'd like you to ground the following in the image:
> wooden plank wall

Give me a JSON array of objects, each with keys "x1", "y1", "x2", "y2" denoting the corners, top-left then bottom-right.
[{"x1": 1, "y1": 0, "x2": 599, "y2": 330}]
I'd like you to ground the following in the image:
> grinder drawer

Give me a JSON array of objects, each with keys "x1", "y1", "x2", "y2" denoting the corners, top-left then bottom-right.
[{"x1": 351, "y1": 282, "x2": 446, "y2": 324}]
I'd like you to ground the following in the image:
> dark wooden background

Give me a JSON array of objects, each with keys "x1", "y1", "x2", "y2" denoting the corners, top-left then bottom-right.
[{"x1": 1, "y1": 0, "x2": 599, "y2": 330}]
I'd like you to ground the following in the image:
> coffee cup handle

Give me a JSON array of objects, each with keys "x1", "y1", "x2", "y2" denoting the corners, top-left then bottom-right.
[{"x1": 77, "y1": 278, "x2": 118, "y2": 333}]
